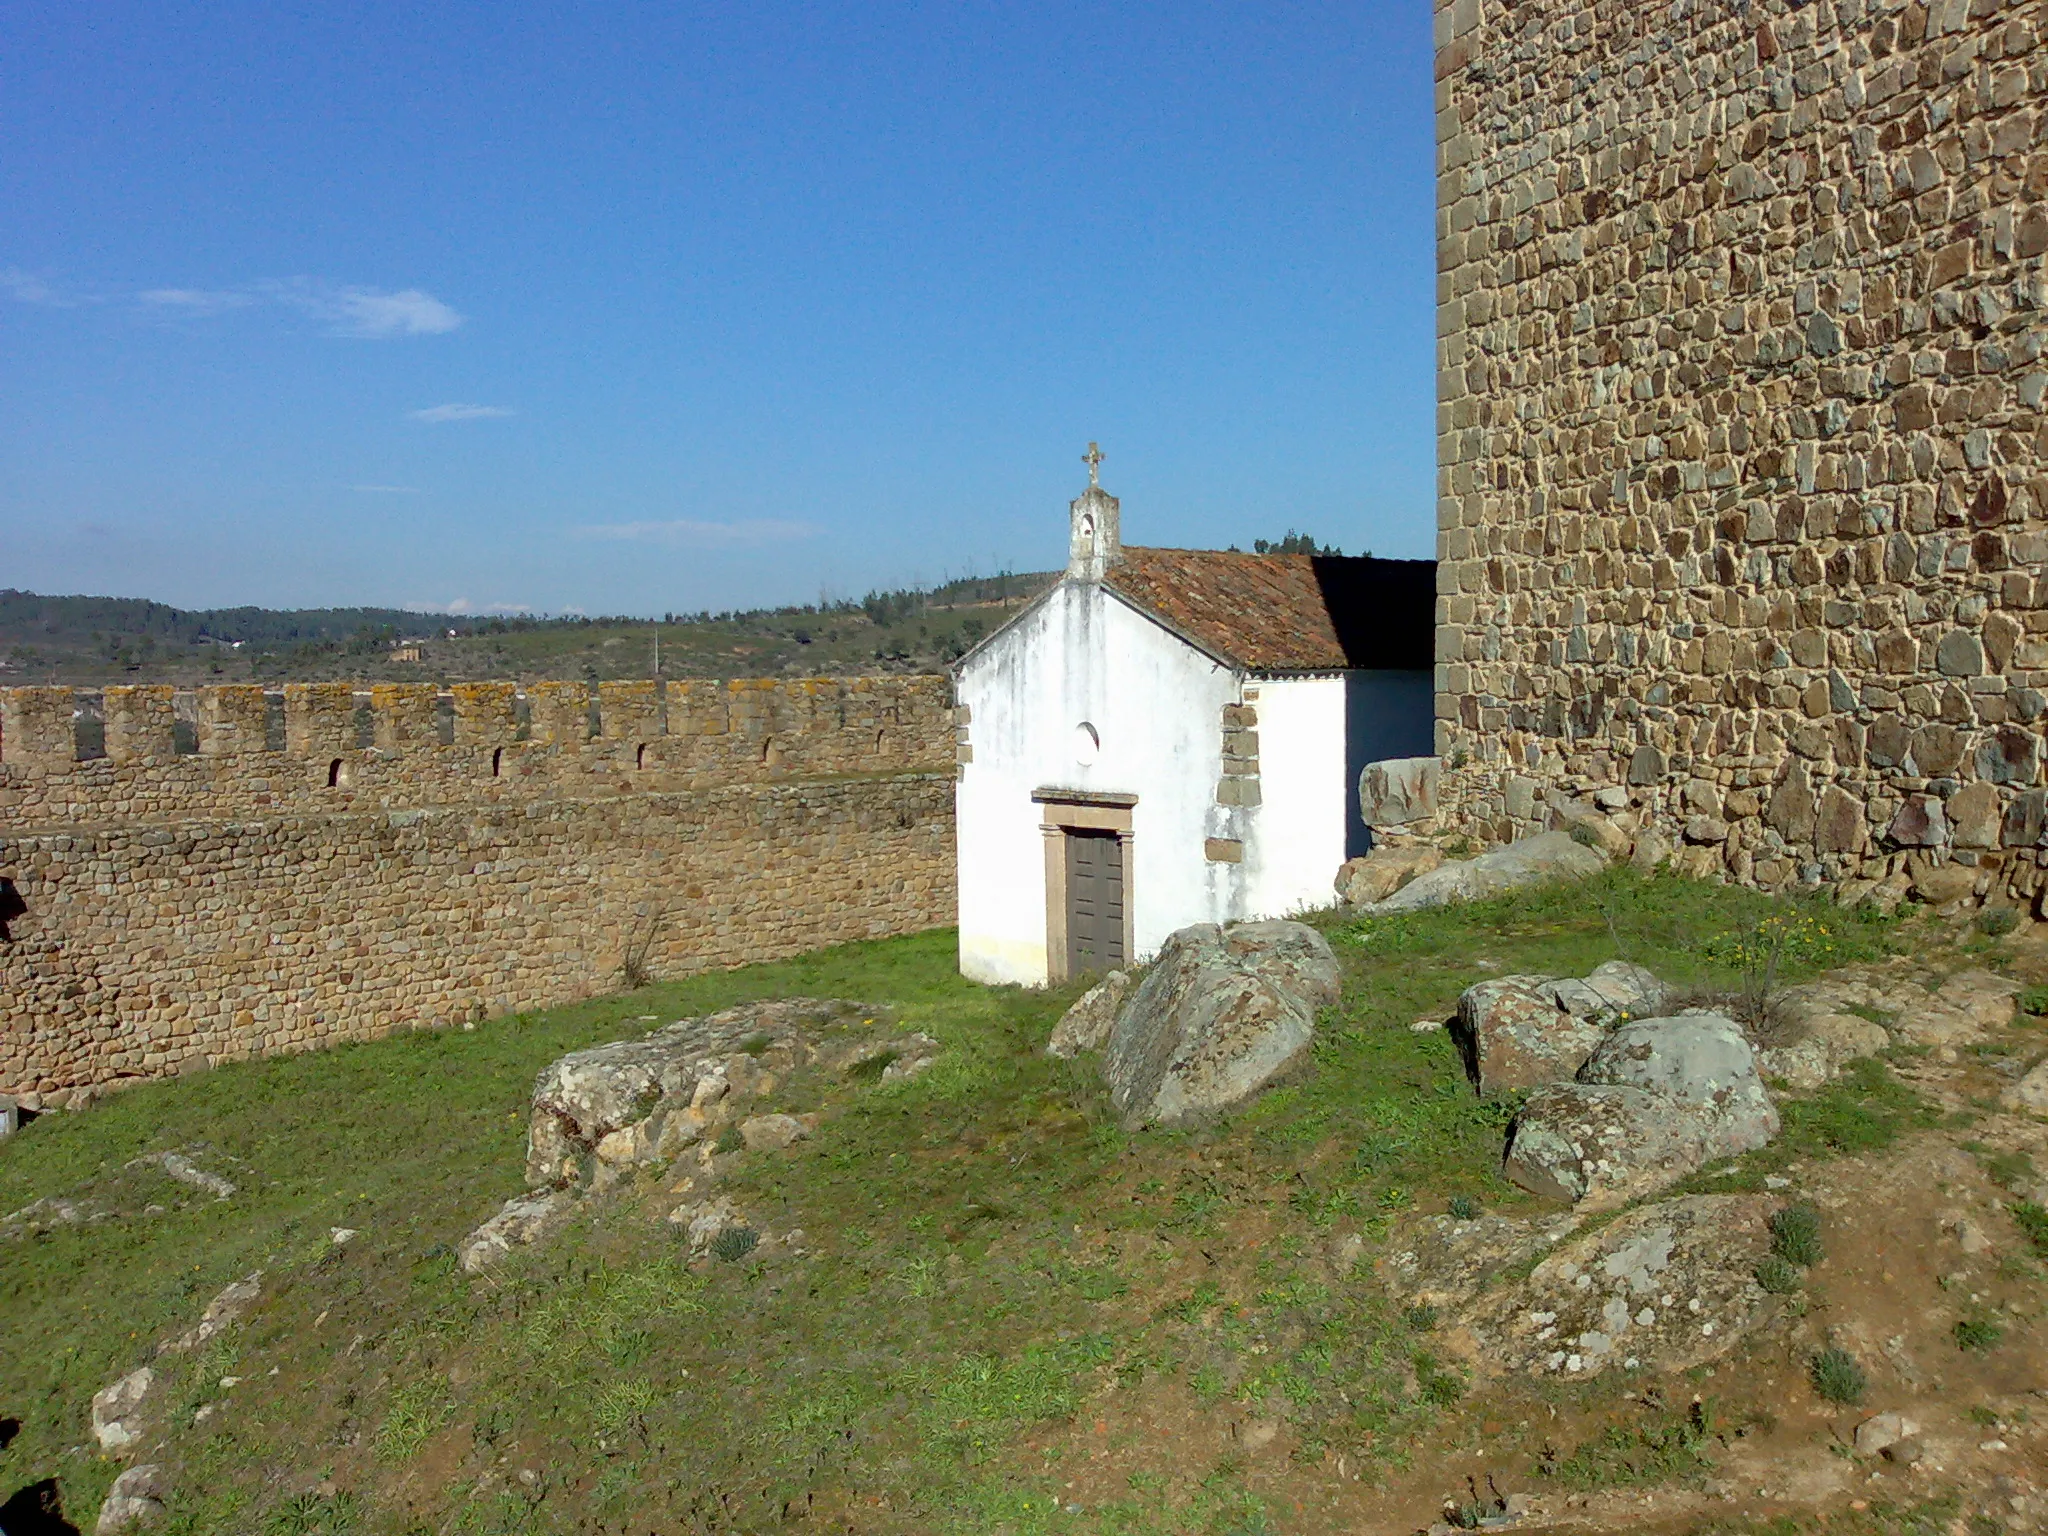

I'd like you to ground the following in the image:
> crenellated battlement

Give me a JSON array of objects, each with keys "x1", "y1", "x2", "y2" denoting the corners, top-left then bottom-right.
[{"x1": 0, "y1": 675, "x2": 954, "y2": 828}]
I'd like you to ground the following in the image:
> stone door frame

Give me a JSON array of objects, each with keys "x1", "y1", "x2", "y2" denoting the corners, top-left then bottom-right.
[{"x1": 1032, "y1": 786, "x2": 1136, "y2": 984}]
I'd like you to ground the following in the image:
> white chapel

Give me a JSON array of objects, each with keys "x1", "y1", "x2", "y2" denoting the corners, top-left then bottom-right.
[{"x1": 952, "y1": 447, "x2": 1435, "y2": 986}]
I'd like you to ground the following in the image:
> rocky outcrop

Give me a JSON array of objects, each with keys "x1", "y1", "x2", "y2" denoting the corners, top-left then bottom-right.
[
  {"x1": 2002, "y1": 1057, "x2": 2048, "y2": 1115},
  {"x1": 1455, "y1": 977, "x2": 1607, "y2": 1097},
  {"x1": 1756, "y1": 963, "x2": 2021, "y2": 1087},
  {"x1": 523, "y1": 998, "x2": 917, "y2": 1188},
  {"x1": 1102, "y1": 921, "x2": 1340, "y2": 1129},
  {"x1": 160, "y1": 1273, "x2": 262, "y2": 1355},
  {"x1": 465, "y1": 998, "x2": 927, "y2": 1270},
  {"x1": 92, "y1": 1367, "x2": 157, "y2": 1454},
  {"x1": 1387, "y1": 1195, "x2": 1780, "y2": 1381},
  {"x1": 1757, "y1": 1012, "x2": 1892, "y2": 1091},
  {"x1": 458, "y1": 1190, "x2": 577, "y2": 1274},
  {"x1": 1452, "y1": 961, "x2": 1667, "y2": 1096},
  {"x1": 1334, "y1": 845, "x2": 1444, "y2": 908},
  {"x1": 95, "y1": 1463, "x2": 168, "y2": 1534},
  {"x1": 1503, "y1": 1015, "x2": 1778, "y2": 1209},
  {"x1": 1046, "y1": 970, "x2": 1132, "y2": 1059},
  {"x1": 1361, "y1": 832, "x2": 1609, "y2": 914}
]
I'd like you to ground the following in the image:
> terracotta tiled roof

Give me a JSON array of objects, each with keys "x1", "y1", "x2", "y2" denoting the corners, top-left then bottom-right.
[{"x1": 1103, "y1": 548, "x2": 1435, "y2": 672}]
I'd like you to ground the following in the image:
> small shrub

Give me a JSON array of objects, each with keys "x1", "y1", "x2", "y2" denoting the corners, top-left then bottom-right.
[
  {"x1": 709, "y1": 1225, "x2": 759, "y2": 1262},
  {"x1": 712, "y1": 1123, "x2": 745, "y2": 1155},
  {"x1": 1808, "y1": 1347, "x2": 1866, "y2": 1405},
  {"x1": 739, "y1": 1032, "x2": 774, "y2": 1057},
  {"x1": 1974, "y1": 907, "x2": 2021, "y2": 938},
  {"x1": 1953, "y1": 1314, "x2": 2004, "y2": 1353},
  {"x1": 2011, "y1": 1200, "x2": 2048, "y2": 1258},
  {"x1": 1414, "y1": 1351, "x2": 1465, "y2": 1406},
  {"x1": 1402, "y1": 1304, "x2": 1439, "y2": 1333},
  {"x1": 1768, "y1": 1205, "x2": 1824, "y2": 1268},
  {"x1": 1448, "y1": 1194, "x2": 1481, "y2": 1221},
  {"x1": 1753, "y1": 1256, "x2": 1803, "y2": 1295},
  {"x1": 2019, "y1": 985, "x2": 2048, "y2": 1018}
]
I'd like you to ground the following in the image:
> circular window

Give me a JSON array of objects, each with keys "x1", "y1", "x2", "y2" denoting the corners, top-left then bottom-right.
[{"x1": 1072, "y1": 721, "x2": 1100, "y2": 766}]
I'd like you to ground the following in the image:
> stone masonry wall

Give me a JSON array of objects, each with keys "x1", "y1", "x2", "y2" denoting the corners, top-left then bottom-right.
[
  {"x1": 1, "y1": 676, "x2": 949, "y2": 827},
  {"x1": 0, "y1": 677, "x2": 955, "y2": 1102},
  {"x1": 1432, "y1": 0, "x2": 2047, "y2": 905}
]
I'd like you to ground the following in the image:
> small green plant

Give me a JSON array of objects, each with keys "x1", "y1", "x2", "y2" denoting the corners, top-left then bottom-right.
[
  {"x1": 1448, "y1": 1194, "x2": 1481, "y2": 1220},
  {"x1": 1535, "y1": 1399, "x2": 1715, "y2": 1488},
  {"x1": 739, "y1": 1031, "x2": 774, "y2": 1057},
  {"x1": 1768, "y1": 1205, "x2": 1824, "y2": 1268},
  {"x1": 901, "y1": 1253, "x2": 944, "y2": 1298},
  {"x1": 263, "y1": 1491, "x2": 363, "y2": 1535},
  {"x1": 1402, "y1": 1303, "x2": 1439, "y2": 1332},
  {"x1": 591, "y1": 1378, "x2": 658, "y2": 1440},
  {"x1": 713, "y1": 1123, "x2": 745, "y2": 1155},
  {"x1": 1953, "y1": 1314, "x2": 2004, "y2": 1353},
  {"x1": 1753, "y1": 1255, "x2": 1802, "y2": 1295},
  {"x1": 709, "y1": 1225, "x2": 759, "y2": 1262},
  {"x1": 1808, "y1": 1347, "x2": 1866, "y2": 1405},
  {"x1": 1413, "y1": 1350, "x2": 1465, "y2": 1406},
  {"x1": 1966, "y1": 1405, "x2": 2002, "y2": 1428},
  {"x1": 2019, "y1": 986, "x2": 2048, "y2": 1018},
  {"x1": 616, "y1": 908, "x2": 666, "y2": 990},
  {"x1": 374, "y1": 1379, "x2": 454, "y2": 1462},
  {"x1": 1974, "y1": 906, "x2": 2021, "y2": 938},
  {"x1": 2011, "y1": 1200, "x2": 2048, "y2": 1258}
]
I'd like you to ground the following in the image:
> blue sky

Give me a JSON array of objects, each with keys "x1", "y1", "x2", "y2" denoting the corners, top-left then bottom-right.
[{"x1": 1, "y1": 2, "x2": 1437, "y2": 616}]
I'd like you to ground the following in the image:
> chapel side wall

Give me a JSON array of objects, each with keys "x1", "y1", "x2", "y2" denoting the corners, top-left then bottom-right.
[
  {"x1": 1433, "y1": 0, "x2": 2048, "y2": 901},
  {"x1": 1241, "y1": 676, "x2": 1352, "y2": 917},
  {"x1": 0, "y1": 776, "x2": 954, "y2": 1097}
]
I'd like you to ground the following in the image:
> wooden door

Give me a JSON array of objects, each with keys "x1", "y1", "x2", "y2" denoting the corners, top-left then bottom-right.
[{"x1": 1065, "y1": 829, "x2": 1125, "y2": 976}]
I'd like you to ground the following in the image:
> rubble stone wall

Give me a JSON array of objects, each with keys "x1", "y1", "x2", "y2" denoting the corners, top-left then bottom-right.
[
  {"x1": 1431, "y1": 0, "x2": 2048, "y2": 904},
  {"x1": 0, "y1": 678, "x2": 956, "y2": 1101}
]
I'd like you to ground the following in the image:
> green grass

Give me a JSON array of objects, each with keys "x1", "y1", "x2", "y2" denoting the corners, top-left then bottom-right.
[
  {"x1": 0, "y1": 872, "x2": 1930, "y2": 1534},
  {"x1": 1753, "y1": 1256, "x2": 1803, "y2": 1294},
  {"x1": 1768, "y1": 1205, "x2": 1824, "y2": 1268},
  {"x1": 1809, "y1": 1347, "x2": 1868, "y2": 1405},
  {"x1": 1699, "y1": 1495, "x2": 1965, "y2": 1536},
  {"x1": 1952, "y1": 1314, "x2": 2004, "y2": 1353},
  {"x1": 1534, "y1": 1400, "x2": 1718, "y2": 1489}
]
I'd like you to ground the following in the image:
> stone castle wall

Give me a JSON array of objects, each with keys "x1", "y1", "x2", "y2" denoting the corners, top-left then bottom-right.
[
  {"x1": 1431, "y1": 0, "x2": 2047, "y2": 905},
  {"x1": 0, "y1": 678, "x2": 956, "y2": 1102}
]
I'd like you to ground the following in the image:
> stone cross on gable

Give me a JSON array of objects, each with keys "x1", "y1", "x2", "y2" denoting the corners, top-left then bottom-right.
[{"x1": 1082, "y1": 441, "x2": 1104, "y2": 487}]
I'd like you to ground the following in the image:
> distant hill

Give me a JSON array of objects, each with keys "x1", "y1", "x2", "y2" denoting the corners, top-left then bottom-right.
[{"x1": 0, "y1": 575, "x2": 1055, "y2": 687}]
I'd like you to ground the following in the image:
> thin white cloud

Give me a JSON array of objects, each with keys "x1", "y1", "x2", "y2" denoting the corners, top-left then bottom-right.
[
  {"x1": 409, "y1": 403, "x2": 515, "y2": 423},
  {"x1": 572, "y1": 518, "x2": 820, "y2": 546},
  {"x1": 140, "y1": 287, "x2": 256, "y2": 315},
  {"x1": 8, "y1": 269, "x2": 460, "y2": 336},
  {"x1": 350, "y1": 484, "x2": 424, "y2": 494},
  {"x1": 324, "y1": 286, "x2": 462, "y2": 338},
  {"x1": 257, "y1": 278, "x2": 464, "y2": 337},
  {"x1": 2, "y1": 267, "x2": 78, "y2": 306}
]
